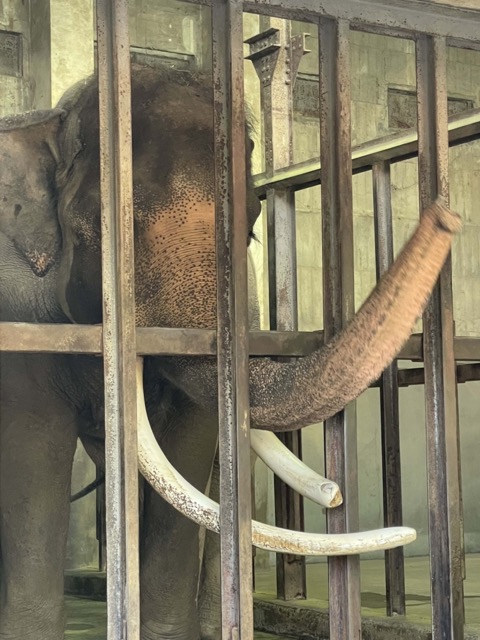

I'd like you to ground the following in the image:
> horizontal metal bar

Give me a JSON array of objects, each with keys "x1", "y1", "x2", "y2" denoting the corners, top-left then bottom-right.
[
  {"x1": 6, "y1": 322, "x2": 470, "y2": 392},
  {"x1": 253, "y1": 109, "x2": 480, "y2": 197},
  {"x1": 241, "y1": 0, "x2": 480, "y2": 42},
  {"x1": 182, "y1": 0, "x2": 480, "y2": 42},
  {"x1": 2, "y1": 323, "x2": 480, "y2": 361},
  {"x1": 397, "y1": 363, "x2": 480, "y2": 387},
  {"x1": 445, "y1": 336, "x2": 480, "y2": 362},
  {"x1": 0, "y1": 323, "x2": 103, "y2": 354},
  {"x1": 455, "y1": 363, "x2": 480, "y2": 384},
  {"x1": 176, "y1": 0, "x2": 480, "y2": 44}
]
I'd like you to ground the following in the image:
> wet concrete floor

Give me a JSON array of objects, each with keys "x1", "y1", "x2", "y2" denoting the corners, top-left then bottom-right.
[
  {"x1": 255, "y1": 553, "x2": 480, "y2": 629},
  {"x1": 65, "y1": 554, "x2": 480, "y2": 639},
  {"x1": 64, "y1": 597, "x2": 292, "y2": 640}
]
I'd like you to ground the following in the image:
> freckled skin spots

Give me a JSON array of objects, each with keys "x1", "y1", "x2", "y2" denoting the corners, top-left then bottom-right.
[
  {"x1": 136, "y1": 174, "x2": 217, "y2": 329},
  {"x1": 57, "y1": 65, "x2": 260, "y2": 327}
]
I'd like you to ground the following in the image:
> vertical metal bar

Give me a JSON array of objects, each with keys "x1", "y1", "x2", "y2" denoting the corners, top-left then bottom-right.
[
  {"x1": 372, "y1": 161, "x2": 406, "y2": 617},
  {"x1": 416, "y1": 34, "x2": 464, "y2": 640},
  {"x1": 319, "y1": 18, "x2": 361, "y2": 640},
  {"x1": 258, "y1": 16, "x2": 306, "y2": 602},
  {"x1": 270, "y1": 195, "x2": 306, "y2": 601},
  {"x1": 273, "y1": 425, "x2": 306, "y2": 601},
  {"x1": 212, "y1": 2, "x2": 253, "y2": 639},
  {"x1": 96, "y1": 1, "x2": 140, "y2": 639}
]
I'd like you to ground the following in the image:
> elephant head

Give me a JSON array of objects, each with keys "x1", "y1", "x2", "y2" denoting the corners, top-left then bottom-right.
[
  {"x1": 48, "y1": 64, "x2": 460, "y2": 435},
  {"x1": 0, "y1": 109, "x2": 64, "y2": 277},
  {"x1": 53, "y1": 66, "x2": 262, "y2": 329}
]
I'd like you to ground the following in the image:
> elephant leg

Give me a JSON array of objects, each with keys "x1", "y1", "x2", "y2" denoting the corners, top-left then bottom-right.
[
  {"x1": 140, "y1": 387, "x2": 218, "y2": 640},
  {"x1": 198, "y1": 455, "x2": 221, "y2": 640},
  {"x1": 0, "y1": 354, "x2": 78, "y2": 640},
  {"x1": 198, "y1": 451, "x2": 257, "y2": 640}
]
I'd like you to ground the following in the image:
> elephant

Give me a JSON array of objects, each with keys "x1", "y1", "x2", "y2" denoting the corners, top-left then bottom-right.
[{"x1": 0, "y1": 63, "x2": 461, "y2": 640}]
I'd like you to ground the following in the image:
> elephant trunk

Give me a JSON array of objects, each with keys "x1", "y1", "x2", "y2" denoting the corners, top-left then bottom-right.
[{"x1": 249, "y1": 197, "x2": 460, "y2": 430}]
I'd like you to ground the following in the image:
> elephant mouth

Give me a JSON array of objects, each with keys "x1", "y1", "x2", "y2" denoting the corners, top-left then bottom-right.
[
  {"x1": 136, "y1": 358, "x2": 417, "y2": 555},
  {"x1": 137, "y1": 197, "x2": 461, "y2": 554}
]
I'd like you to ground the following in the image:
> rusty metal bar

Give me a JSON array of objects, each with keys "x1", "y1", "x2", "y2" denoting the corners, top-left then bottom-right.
[
  {"x1": 185, "y1": 0, "x2": 480, "y2": 42},
  {"x1": 240, "y1": 0, "x2": 480, "y2": 42},
  {"x1": 96, "y1": 1, "x2": 140, "y2": 638},
  {"x1": 270, "y1": 201, "x2": 306, "y2": 600},
  {"x1": 372, "y1": 161, "x2": 406, "y2": 616},
  {"x1": 212, "y1": 1, "x2": 253, "y2": 639},
  {"x1": 3, "y1": 322, "x2": 480, "y2": 361},
  {"x1": 399, "y1": 363, "x2": 480, "y2": 387},
  {"x1": 319, "y1": 17, "x2": 361, "y2": 640},
  {"x1": 253, "y1": 109, "x2": 480, "y2": 197},
  {"x1": 416, "y1": 34, "x2": 465, "y2": 640}
]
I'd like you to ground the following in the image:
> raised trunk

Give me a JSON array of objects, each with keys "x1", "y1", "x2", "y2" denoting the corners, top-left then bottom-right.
[
  {"x1": 250, "y1": 198, "x2": 460, "y2": 429},
  {"x1": 159, "y1": 198, "x2": 460, "y2": 431}
]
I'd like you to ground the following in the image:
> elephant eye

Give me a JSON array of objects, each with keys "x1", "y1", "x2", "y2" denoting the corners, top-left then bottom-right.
[{"x1": 14, "y1": 204, "x2": 22, "y2": 218}]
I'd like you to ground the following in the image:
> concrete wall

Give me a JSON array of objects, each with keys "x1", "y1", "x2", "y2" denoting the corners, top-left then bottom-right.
[
  {"x1": 0, "y1": 0, "x2": 33, "y2": 114},
  {"x1": 1, "y1": 3, "x2": 478, "y2": 570}
]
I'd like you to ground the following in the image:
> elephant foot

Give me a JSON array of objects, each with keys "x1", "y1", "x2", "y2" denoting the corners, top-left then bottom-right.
[
  {"x1": 141, "y1": 619, "x2": 201, "y2": 640},
  {"x1": 200, "y1": 632, "x2": 221, "y2": 640}
]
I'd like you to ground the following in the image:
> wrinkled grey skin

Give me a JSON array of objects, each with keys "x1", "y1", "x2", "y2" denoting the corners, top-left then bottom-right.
[{"x1": 0, "y1": 66, "x2": 261, "y2": 640}]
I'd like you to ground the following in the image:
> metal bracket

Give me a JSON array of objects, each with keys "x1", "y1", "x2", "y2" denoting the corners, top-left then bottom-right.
[
  {"x1": 245, "y1": 27, "x2": 281, "y2": 87},
  {"x1": 287, "y1": 33, "x2": 310, "y2": 86},
  {"x1": 245, "y1": 28, "x2": 310, "y2": 88}
]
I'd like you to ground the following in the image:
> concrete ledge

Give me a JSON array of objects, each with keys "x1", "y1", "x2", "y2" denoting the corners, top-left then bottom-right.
[
  {"x1": 253, "y1": 595, "x2": 480, "y2": 640},
  {"x1": 65, "y1": 570, "x2": 106, "y2": 601}
]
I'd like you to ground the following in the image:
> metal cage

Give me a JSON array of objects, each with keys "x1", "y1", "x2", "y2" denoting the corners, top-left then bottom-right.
[{"x1": 1, "y1": 1, "x2": 479, "y2": 640}]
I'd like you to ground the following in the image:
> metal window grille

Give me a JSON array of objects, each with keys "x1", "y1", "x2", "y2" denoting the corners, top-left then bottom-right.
[{"x1": 1, "y1": 1, "x2": 480, "y2": 640}]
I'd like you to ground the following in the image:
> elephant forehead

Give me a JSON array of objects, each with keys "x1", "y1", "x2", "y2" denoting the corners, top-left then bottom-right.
[{"x1": 135, "y1": 170, "x2": 216, "y2": 229}]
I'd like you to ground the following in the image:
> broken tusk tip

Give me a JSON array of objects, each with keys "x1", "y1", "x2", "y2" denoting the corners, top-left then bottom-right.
[
  {"x1": 430, "y1": 198, "x2": 462, "y2": 234},
  {"x1": 330, "y1": 494, "x2": 343, "y2": 508},
  {"x1": 319, "y1": 482, "x2": 343, "y2": 507}
]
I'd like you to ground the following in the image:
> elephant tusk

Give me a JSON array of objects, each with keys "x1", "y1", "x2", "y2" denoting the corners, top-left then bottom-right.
[
  {"x1": 137, "y1": 359, "x2": 416, "y2": 556},
  {"x1": 250, "y1": 430, "x2": 343, "y2": 508}
]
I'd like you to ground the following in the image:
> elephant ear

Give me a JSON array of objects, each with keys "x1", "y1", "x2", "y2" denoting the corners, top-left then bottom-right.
[{"x1": 0, "y1": 109, "x2": 65, "y2": 277}]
